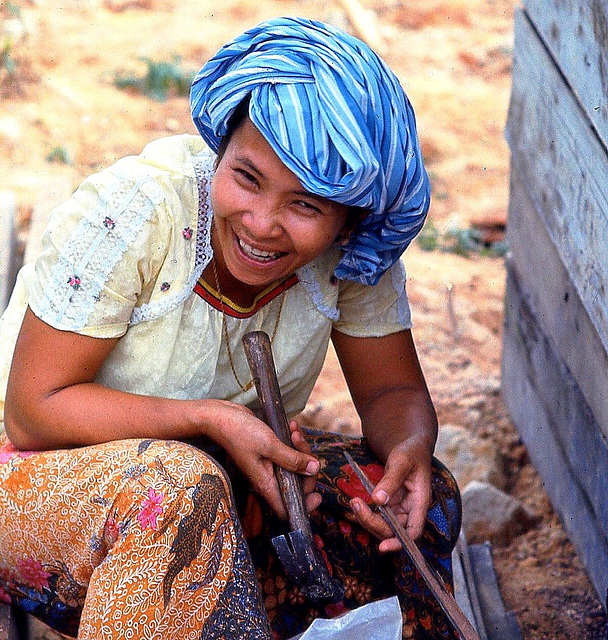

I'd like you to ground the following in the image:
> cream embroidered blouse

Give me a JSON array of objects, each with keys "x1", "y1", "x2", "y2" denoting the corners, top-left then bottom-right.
[{"x1": 0, "y1": 135, "x2": 412, "y2": 430}]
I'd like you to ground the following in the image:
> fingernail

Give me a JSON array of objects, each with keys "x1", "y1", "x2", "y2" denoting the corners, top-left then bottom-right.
[
  {"x1": 375, "y1": 489, "x2": 389, "y2": 505},
  {"x1": 305, "y1": 460, "x2": 319, "y2": 475},
  {"x1": 352, "y1": 500, "x2": 361, "y2": 512}
]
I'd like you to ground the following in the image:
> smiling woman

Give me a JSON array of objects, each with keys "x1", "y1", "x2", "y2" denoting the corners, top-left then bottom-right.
[
  {"x1": 0, "y1": 16, "x2": 460, "y2": 640},
  {"x1": 208, "y1": 118, "x2": 349, "y2": 305}
]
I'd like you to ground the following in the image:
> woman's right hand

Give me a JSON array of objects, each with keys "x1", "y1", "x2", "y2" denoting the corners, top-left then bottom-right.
[{"x1": 202, "y1": 401, "x2": 320, "y2": 519}]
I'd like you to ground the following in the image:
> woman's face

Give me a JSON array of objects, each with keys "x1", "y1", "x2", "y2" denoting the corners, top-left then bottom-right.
[{"x1": 211, "y1": 118, "x2": 348, "y2": 291}]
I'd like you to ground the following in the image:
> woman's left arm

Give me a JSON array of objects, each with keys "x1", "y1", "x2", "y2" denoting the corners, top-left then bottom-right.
[{"x1": 331, "y1": 328, "x2": 437, "y2": 550}]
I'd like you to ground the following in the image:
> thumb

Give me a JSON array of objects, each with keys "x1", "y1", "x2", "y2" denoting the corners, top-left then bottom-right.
[
  {"x1": 372, "y1": 459, "x2": 411, "y2": 505},
  {"x1": 274, "y1": 440, "x2": 319, "y2": 477}
]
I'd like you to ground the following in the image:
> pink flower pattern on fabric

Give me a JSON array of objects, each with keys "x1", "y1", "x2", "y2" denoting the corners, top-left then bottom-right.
[
  {"x1": 137, "y1": 487, "x2": 164, "y2": 531},
  {"x1": 17, "y1": 558, "x2": 51, "y2": 592}
]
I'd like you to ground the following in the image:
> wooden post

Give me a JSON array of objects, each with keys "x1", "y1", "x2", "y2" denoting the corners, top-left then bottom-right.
[{"x1": 0, "y1": 192, "x2": 18, "y2": 315}]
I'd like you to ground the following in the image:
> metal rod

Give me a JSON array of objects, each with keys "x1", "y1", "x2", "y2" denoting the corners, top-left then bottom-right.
[{"x1": 343, "y1": 451, "x2": 481, "y2": 640}]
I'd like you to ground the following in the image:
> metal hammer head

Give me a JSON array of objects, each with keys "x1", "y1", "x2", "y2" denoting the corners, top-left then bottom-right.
[{"x1": 272, "y1": 530, "x2": 344, "y2": 603}]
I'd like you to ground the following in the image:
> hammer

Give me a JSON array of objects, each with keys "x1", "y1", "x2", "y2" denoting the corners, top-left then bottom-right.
[{"x1": 243, "y1": 331, "x2": 344, "y2": 603}]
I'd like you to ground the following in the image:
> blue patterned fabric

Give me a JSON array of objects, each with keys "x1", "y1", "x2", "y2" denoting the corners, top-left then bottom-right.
[{"x1": 190, "y1": 16, "x2": 430, "y2": 286}]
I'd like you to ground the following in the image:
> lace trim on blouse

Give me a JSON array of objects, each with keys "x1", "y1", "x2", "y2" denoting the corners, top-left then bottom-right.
[
  {"x1": 36, "y1": 173, "x2": 167, "y2": 329},
  {"x1": 129, "y1": 156, "x2": 214, "y2": 325}
]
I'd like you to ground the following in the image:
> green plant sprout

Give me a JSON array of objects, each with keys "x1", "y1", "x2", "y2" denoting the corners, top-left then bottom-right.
[
  {"x1": 114, "y1": 56, "x2": 196, "y2": 102},
  {"x1": 417, "y1": 220, "x2": 507, "y2": 258}
]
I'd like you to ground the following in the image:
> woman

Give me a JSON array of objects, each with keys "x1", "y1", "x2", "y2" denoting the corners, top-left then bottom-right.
[{"x1": 0, "y1": 17, "x2": 461, "y2": 640}]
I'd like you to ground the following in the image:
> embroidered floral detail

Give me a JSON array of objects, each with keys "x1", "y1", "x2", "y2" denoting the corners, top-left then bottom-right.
[
  {"x1": 67, "y1": 276, "x2": 81, "y2": 290},
  {"x1": 138, "y1": 487, "x2": 164, "y2": 530},
  {"x1": 160, "y1": 282, "x2": 171, "y2": 292},
  {"x1": 103, "y1": 216, "x2": 116, "y2": 229},
  {"x1": 128, "y1": 153, "x2": 214, "y2": 326},
  {"x1": 36, "y1": 172, "x2": 166, "y2": 328},
  {"x1": 17, "y1": 558, "x2": 51, "y2": 592},
  {"x1": 182, "y1": 226, "x2": 193, "y2": 240}
]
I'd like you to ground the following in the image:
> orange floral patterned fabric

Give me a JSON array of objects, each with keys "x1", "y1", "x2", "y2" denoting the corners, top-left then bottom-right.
[
  {"x1": 0, "y1": 431, "x2": 461, "y2": 639},
  {"x1": 0, "y1": 435, "x2": 271, "y2": 639}
]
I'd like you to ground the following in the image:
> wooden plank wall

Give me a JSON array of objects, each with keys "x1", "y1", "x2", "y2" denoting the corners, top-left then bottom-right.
[
  {"x1": 503, "y1": 5, "x2": 608, "y2": 608},
  {"x1": 523, "y1": 0, "x2": 608, "y2": 149}
]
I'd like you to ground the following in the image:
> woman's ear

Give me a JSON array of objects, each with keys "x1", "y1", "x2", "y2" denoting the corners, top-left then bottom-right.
[
  {"x1": 336, "y1": 206, "x2": 368, "y2": 245},
  {"x1": 335, "y1": 229, "x2": 352, "y2": 246}
]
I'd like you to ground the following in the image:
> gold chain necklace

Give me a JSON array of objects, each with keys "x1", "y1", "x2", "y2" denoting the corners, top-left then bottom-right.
[{"x1": 211, "y1": 256, "x2": 287, "y2": 393}]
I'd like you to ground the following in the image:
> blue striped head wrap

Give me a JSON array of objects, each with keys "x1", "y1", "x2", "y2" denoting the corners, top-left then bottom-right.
[{"x1": 190, "y1": 17, "x2": 430, "y2": 285}]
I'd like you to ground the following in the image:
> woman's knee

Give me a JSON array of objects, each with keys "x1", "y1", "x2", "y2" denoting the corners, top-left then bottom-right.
[
  {"x1": 143, "y1": 439, "x2": 229, "y2": 480},
  {"x1": 98, "y1": 438, "x2": 230, "y2": 489},
  {"x1": 93, "y1": 439, "x2": 237, "y2": 565}
]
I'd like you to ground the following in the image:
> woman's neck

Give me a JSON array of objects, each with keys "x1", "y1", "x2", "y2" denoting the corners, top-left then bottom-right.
[{"x1": 202, "y1": 256, "x2": 269, "y2": 309}]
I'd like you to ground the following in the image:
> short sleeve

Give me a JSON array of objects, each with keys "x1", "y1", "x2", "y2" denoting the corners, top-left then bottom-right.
[
  {"x1": 333, "y1": 258, "x2": 412, "y2": 337},
  {"x1": 29, "y1": 161, "x2": 175, "y2": 338}
]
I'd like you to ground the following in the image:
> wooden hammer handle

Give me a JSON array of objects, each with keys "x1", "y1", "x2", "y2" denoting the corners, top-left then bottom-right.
[{"x1": 243, "y1": 331, "x2": 312, "y2": 537}]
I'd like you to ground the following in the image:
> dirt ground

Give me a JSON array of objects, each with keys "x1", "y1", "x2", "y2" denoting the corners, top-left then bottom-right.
[{"x1": 1, "y1": 0, "x2": 607, "y2": 638}]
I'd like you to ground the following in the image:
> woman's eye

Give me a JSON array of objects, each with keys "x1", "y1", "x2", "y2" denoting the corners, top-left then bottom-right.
[
  {"x1": 235, "y1": 168, "x2": 257, "y2": 185},
  {"x1": 295, "y1": 200, "x2": 322, "y2": 215}
]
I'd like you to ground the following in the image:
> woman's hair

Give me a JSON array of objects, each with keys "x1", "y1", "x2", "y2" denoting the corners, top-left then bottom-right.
[
  {"x1": 215, "y1": 96, "x2": 250, "y2": 163},
  {"x1": 215, "y1": 95, "x2": 366, "y2": 242}
]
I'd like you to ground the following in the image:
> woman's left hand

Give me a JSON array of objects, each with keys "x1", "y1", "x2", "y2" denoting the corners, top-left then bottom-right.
[
  {"x1": 331, "y1": 328, "x2": 439, "y2": 552},
  {"x1": 348, "y1": 434, "x2": 433, "y2": 550}
]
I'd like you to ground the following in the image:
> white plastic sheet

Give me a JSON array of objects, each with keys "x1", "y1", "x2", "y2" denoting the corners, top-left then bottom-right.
[{"x1": 288, "y1": 596, "x2": 402, "y2": 640}]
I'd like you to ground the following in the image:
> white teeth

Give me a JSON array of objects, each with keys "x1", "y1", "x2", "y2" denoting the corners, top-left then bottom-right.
[{"x1": 238, "y1": 238, "x2": 282, "y2": 262}]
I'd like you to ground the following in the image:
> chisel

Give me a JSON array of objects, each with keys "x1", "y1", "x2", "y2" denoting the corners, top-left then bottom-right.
[{"x1": 343, "y1": 451, "x2": 481, "y2": 640}]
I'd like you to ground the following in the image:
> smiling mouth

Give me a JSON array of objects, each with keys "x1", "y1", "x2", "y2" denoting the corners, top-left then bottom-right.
[{"x1": 237, "y1": 236, "x2": 286, "y2": 263}]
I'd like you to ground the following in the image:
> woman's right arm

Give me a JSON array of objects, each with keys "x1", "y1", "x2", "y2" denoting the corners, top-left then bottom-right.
[
  {"x1": 5, "y1": 307, "x2": 217, "y2": 450},
  {"x1": 4, "y1": 307, "x2": 319, "y2": 517}
]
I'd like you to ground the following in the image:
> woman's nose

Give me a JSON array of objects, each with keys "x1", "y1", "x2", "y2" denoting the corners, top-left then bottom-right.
[{"x1": 241, "y1": 205, "x2": 282, "y2": 239}]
